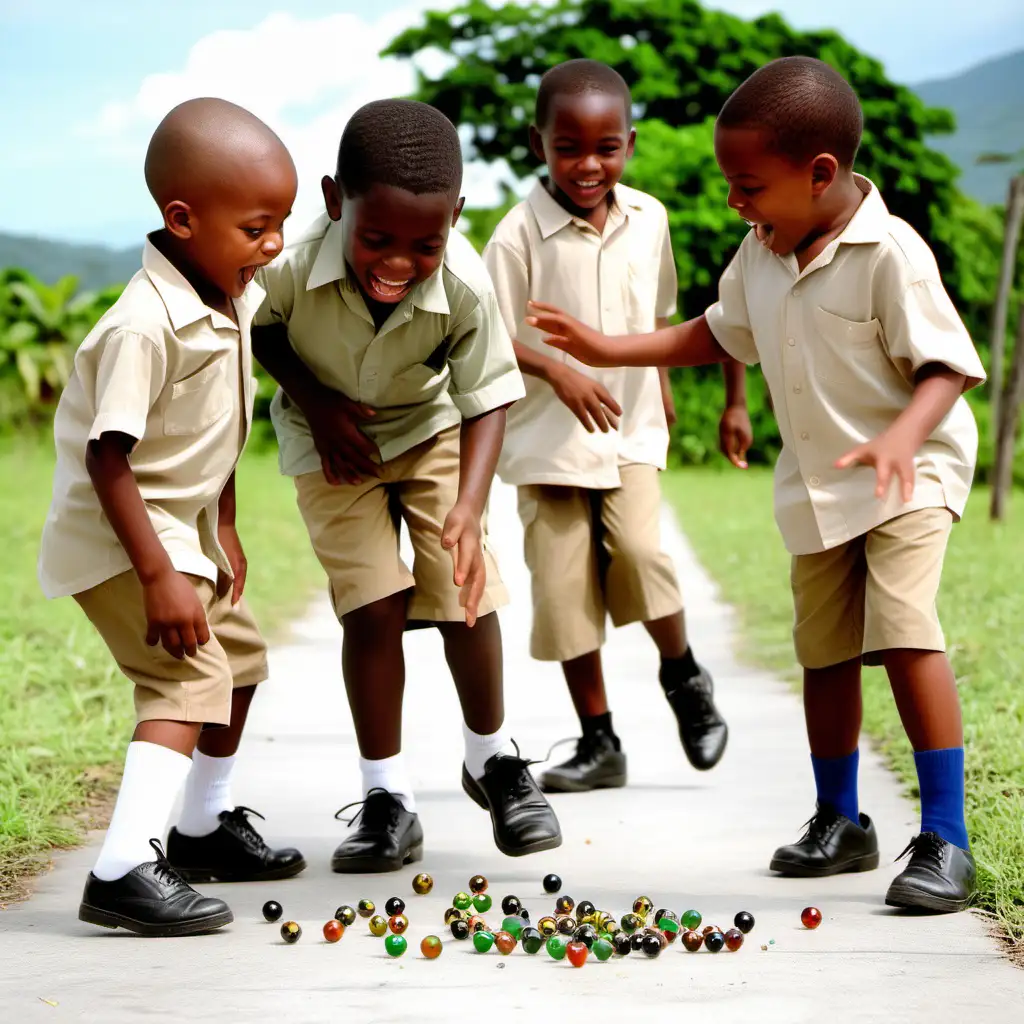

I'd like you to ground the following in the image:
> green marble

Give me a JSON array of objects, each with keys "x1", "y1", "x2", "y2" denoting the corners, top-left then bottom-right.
[
  {"x1": 473, "y1": 893, "x2": 493, "y2": 913},
  {"x1": 592, "y1": 938, "x2": 614, "y2": 961},
  {"x1": 384, "y1": 934, "x2": 407, "y2": 957},
  {"x1": 473, "y1": 930, "x2": 495, "y2": 953},
  {"x1": 681, "y1": 909, "x2": 702, "y2": 931},
  {"x1": 545, "y1": 935, "x2": 568, "y2": 960}
]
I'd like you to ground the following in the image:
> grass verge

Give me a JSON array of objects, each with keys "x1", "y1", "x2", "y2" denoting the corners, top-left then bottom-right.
[
  {"x1": 0, "y1": 439, "x2": 322, "y2": 901},
  {"x1": 664, "y1": 466, "x2": 1024, "y2": 955}
]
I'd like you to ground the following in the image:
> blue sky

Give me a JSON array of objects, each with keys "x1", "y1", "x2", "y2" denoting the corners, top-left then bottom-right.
[{"x1": 1, "y1": 0, "x2": 1021, "y2": 248}]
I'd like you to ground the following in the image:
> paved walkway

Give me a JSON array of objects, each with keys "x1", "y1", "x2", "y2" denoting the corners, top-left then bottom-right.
[{"x1": 2, "y1": 480, "x2": 1019, "y2": 1021}]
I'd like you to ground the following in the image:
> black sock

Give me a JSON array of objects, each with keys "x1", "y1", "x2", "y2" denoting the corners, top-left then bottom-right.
[
  {"x1": 580, "y1": 712, "x2": 620, "y2": 749},
  {"x1": 660, "y1": 646, "x2": 699, "y2": 687}
]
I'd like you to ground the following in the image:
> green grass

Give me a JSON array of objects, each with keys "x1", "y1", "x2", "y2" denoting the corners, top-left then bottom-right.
[
  {"x1": 664, "y1": 466, "x2": 1024, "y2": 951},
  {"x1": 0, "y1": 438, "x2": 322, "y2": 901}
]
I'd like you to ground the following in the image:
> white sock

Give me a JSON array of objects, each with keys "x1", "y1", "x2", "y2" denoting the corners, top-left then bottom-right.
[
  {"x1": 92, "y1": 742, "x2": 192, "y2": 881},
  {"x1": 359, "y1": 754, "x2": 416, "y2": 814},
  {"x1": 463, "y1": 723, "x2": 515, "y2": 780},
  {"x1": 175, "y1": 751, "x2": 237, "y2": 837}
]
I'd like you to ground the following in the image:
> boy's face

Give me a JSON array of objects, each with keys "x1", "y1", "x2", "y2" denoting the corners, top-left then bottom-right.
[
  {"x1": 322, "y1": 178, "x2": 464, "y2": 306},
  {"x1": 170, "y1": 151, "x2": 297, "y2": 300},
  {"x1": 714, "y1": 125, "x2": 836, "y2": 255},
  {"x1": 530, "y1": 91, "x2": 635, "y2": 213}
]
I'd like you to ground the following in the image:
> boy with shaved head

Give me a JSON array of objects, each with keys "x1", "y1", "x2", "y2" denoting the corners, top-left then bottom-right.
[{"x1": 40, "y1": 97, "x2": 301, "y2": 935}]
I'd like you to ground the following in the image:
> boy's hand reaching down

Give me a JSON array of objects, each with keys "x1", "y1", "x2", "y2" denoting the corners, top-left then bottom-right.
[
  {"x1": 143, "y1": 568, "x2": 210, "y2": 660},
  {"x1": 836, "y1": 427, "x2": 918, "y2": 503},
  {"x1": 441, "y1": 503, "x2": 487, "y2": 628},
  {"x1": 526, "y1": 300, "x2": 619, "y2": 366},
  {"x1": 548, "y1": 363, "x2": 622, "y2": 432},
  {"x1": 719, "y1": 405, "x2": 753, "y2": 469}
]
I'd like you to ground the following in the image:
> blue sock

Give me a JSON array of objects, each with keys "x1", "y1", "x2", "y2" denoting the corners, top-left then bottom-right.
[
  {"x1": 810, "y1": 749, "x2": 860, "y2": 824},
  {"x1": 914, "y1": 747, "x2": 969, "y2": 850}
]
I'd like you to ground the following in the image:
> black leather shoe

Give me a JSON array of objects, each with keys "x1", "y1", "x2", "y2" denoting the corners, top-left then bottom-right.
[
  {"x1": 539, "y1": 732, "x2": 627, "y2": 793},
  {"x1": 78, "y1": 839, "x2": 233, "y2": 937},
  {"x1": 331, "y1": 789, "x2": 424, "y2": 873},
  {"x1": 661, "y1": 662, "x2": 728, "y2": 770},
  {"x1": 166, "y1": 806, "x2": 306, "y2": 883},
  {"x1": 770, "y1": 803, "x2": 880, "y2": 877},
  {"x1": 885, "y1": 832, "x2": 976, "y2": 912},
  {"x1": 462, "y1": 747, "x2": 562, "y2": 857}
]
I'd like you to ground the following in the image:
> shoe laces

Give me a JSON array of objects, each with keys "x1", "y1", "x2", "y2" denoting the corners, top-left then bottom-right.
[
  {"x1": 666, "y1": 674, "x2": 717, "y2": 725},
  {"x1": 542, "y1": 733, "x2": 608, "y2": 767},
  {"x1": 147, "y1": 838, "x2": 188, "y2": 887},
  {"x1": 798, "y1": 804, "x2": 842, "y2": 845},
  {"x1": 895, "y1": 832, "x2": 945, "y2": 867},
  {"x1": 487, "y1": 740, "x2": 542, "y2": 802},
  {"x1": 334, "y1": 787, "x2": 402, "y2": 828},
  {"x1": 222, "y1": 806, "x2": 269, "y2": 853}
]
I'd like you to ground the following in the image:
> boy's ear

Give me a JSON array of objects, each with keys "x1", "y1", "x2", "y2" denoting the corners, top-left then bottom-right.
[
  {"x1": 451, "y1": 197, "x2": 466, "y2": 228},
  {"x1": 322, "y1": 175, "x2": 343, "y2": 221},
  {"x1": 810, "y1": 153, "x2": 839, "y2": 195},
  {"x1": 163, "y1": 200, "x2": 194, "y2": 240},
  {"x1": 625, "y1": 126, "x2": 637, "y2": 160},
  {"x1": 528, "y1": 124, "x2": 546, "y2": 164}
]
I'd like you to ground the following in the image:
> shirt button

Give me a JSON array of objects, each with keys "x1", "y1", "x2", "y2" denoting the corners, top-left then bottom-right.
[
  {"x1": 787, "y1": 337, "x2": 796, "y2": 346},
  {"x1": 809, "y1": 475, "x2": 820, "y2": 486},
  {"x1": 793, "y1": 385, "x2": 802, "y2": 394},
  {"x1": 793, "y1": 287, "x2": 801, "y2": 297},
  {"x1": 800, "y1": 431, "x2": 810, "y2": 440}
]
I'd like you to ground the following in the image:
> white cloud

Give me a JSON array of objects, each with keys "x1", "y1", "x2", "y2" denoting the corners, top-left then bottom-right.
[{"x1": 76, "y1": 5, "x2": 522, "y2": 228}]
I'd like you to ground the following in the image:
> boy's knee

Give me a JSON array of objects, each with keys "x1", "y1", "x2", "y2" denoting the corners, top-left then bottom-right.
[{"x1": 343, "y1": 591, "x2": 408, "y2": 634}]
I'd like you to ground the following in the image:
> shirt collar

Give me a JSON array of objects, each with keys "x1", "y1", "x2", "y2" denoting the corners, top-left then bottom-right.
[
  {"x1": 143, "y1": 235, "x2": 260, "y2": 332},
  {"x1": 526, "y1": 179, "x2": 636, "y2": 240},
  {"x1": 835, "y1": 174, "x2": 890, "y2": 245}
]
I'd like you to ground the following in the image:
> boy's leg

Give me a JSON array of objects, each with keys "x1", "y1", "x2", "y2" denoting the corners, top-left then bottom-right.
[
  {"x1": 517, "y1": 484, "x2": 626, "y2": 792},
  {"x1": 292, "y1": 468, "x2": 423, "y2": 873},
  {"x1": 601, "y1": 464, "x2": 727, "y2": 769},
  {"x1": 401, "y1": 429, "x2": 561, "y2": 855},
  {"x1": 862, "y1": 509, "x2": 975, "y2": 912},
  {"x1": 167, "y1": 588, "x2": 306, "y2": 882},
  {"x1": 73, "y1": 572, "x2": 234, "y2": 936},
  {"x1": 770, "y1": 540, "x2": 880, "y2": 878}
]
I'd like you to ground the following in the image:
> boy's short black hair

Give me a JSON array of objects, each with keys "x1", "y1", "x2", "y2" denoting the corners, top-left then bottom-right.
[
  {"x1": 535, "y1": 59, "x2": 633, "y2": 130},
  {"x1": 336, "y1": 98, "x2": 462, "y2": 198},
  {"x1": 717, "y1": 56, "x2": 864, "y2": 168}
]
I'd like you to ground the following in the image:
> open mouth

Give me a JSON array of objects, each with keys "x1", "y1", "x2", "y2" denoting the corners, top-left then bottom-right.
[
  {"x1": 571, "y1": 179, "x2": 605, "y2": 195},
  {"x1": 368, "y1": 271, "x2": 414, "y2": 301},
  {"x1": 240, "y1": 265, "x2": 260, "y2": 286}
]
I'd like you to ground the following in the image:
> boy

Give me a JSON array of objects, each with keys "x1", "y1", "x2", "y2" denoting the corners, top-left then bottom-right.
[
  {"x1": 526, "y1": 57, "x2": 984, "y2": 911},
  {"x1": 482, "y1": 59, "x2": 750, "y2": 792},
  {"x1": 39, "y1": 98, "x2": 304, "y2": 936},
  {"x1": 251, "y1": 98, "x2": 560, "y2": 871}
]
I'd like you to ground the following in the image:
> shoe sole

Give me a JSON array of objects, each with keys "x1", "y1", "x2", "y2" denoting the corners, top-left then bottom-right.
[
  {"x1": 462, "y1": 776, "x2": 562, "y2": 857},
  {"x1": 175, "y1": 858, "x2": 308, "y2": 884},
  {"x1": 78, "y1": 902, "x2": 234, "y2": 937},
  {"x1": 331, "y1": 844, "x2": 423, "y2": 874},
  {"x1": 769, "y1": 851, "x2": 880, "y2": 877},
  {"x1": 540, "y1": 773, "x2": 628, "y2": 793},
  {"x1": 884, "y1": 883, "x2": 973, "y2": 913}
]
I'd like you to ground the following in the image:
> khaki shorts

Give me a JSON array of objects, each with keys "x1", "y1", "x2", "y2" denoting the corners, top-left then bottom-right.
[
  {"x1": 791, "y1": 507, "x2": 952, "y2": 670},
  {"x1": 294, "y1": 426, "x2": 508, "y2": 622},
  {"x1": 75, "y1": 571, "x2": 268, "y2": 726},
  {"x1": 518, "y1": 463, "x2": 683, "y2": 663}
]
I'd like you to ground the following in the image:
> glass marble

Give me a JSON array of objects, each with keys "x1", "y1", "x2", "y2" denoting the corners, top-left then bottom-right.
[
  {"x1": 420, "y1": 935, "x2": 443, "y2": 959},
  {"x1": 444, "y1": 907, "x2": 466, "y2": 925},
  {"x1": 801, "y1": 906, "x2": 822, "y2": 930},
  {"x1": 385, "y1": 897, "x2": 405, "y2": 917},
  {"x1": 546, "y1": 935, "x2": 569, "y2": 960},
  {"x1": 554, "y1": 895, "x2": 575, "y2": 915},
  {"x1": 641, "y1": 934, "x2": 662, "y2": 958},
  {"x1": 734, "y1": 911, "x2": 755, "y2": 934},
  {"x1": 501, "y1": 916, "x2": 525, "y2": 940},
  {"x1": 369, "y1": 915, "x2": 388, "y2": 936},
  {"x1": 473, "y1": 893, "x2": 493, "y2": 914},
  {"x1": 322, "y1": 919, "x2": 344, "y2": 943},
  {"x1": 262, "y1": 900, "x2": 283, "y2": 923},
  {"x1": 629, "y1": 932, "x2": 646, "y2": 952},
  {"x1": 632, "y1": 896, "x2": 654, "y2": 918},
  {"x1": 280, "y1": 921, "x2": 301, "y2": 944},
  {"x1": 501, "y1": 895, "x2": 522, "y2": 916},
  {"x1": 494, "y1": 930, "x2": 517, "y2": 955},
  {"x1": 597, "y1": 912, "x2": 616, "y2": 934},
  {"x1": 388, "y1": 914, "x2": 409, "y2": 935},
  {"x1": 573, "y1": 924, "x2": 598, "y2": 949},
  {"x1": 681, "y1": 929, "x2": 703, "y2": 952},
  {"x1": 335, "y1": 906, "x2": 357, "y2": 928},
  {"x1": 473, "y1": 930, "x2": 495, "y2": 953},
  {"x1": 384, "y1": 934, "x2": 407, "y2": 957},
  {"x1": 453, "y1": 892, "x2": 473, "y2": 911},
  {"x1": 612, "y1": 931, "x2": 632, "y2": 956},
  {"x1": 702, "y1": 925, "x2": 720, "y2": 937},
  {"x1": 658, "y1": 916, "x2": 680, "y2": 934},
  {"x1": 412, "y1": 873, "x2": 433, "y2": 896},
  {"x1": 566, "y1": 941, "x2": 588, "y2": 968},
  {"x1": 661, "y1": 928, "x2": 678, "y2": 945},
  {"x1": 681, "y1": 909, "x2": 702, "y2": 931},
  {"x1": 575, "y1": 900, "x2": 596, "y2": 920},
  {"x1": 542, "y1": 873, "x2": 562, "y2": 894},
  {"x1": 724, "y1": 928, "x2": 744, "y2": 952},
  {"x1": 704, "y1": 930, "x2": 725, "y2": 953},
  {"x1": 521, "y1": 927, "x2": 544, "y2": 954},
  {"x1": 357, "y1": 899, "x2": 375, "y2": 919},
  {"x1": 556, "y1": 915, "x2": 576, "y2": 936},
  {"x1": 620, "y1": 913, "x2": 641, "y2": 934},
  {"x1": 467, "y1": 915, "x2": 487, "y2": 933},
  {"x1": 450, "y1": 919, "x2": 470, "y2": 940},
  {"x1": 537, "y1": 916, "x2": 558, "y2": 937},
  {"x1": 469, "y1": 874, "x2": 488, "y2": 894},
  {"x1": 592, "y1": 938, "x2": 614, "y2": 962}
]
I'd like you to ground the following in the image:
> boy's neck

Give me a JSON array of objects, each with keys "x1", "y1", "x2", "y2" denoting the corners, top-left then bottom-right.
[
  {"x1": 793, "y1": 173, "x2": 867, "y2": 270},
  {"x1": 543, "y1": 176, "x2": 616, "y2": 232},
  {"x1": 150, "y1": 230, "x2": 234, "y2": 321}
]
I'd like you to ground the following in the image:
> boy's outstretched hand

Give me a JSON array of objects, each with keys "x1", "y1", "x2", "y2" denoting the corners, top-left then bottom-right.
[
  {"x1": 548, "y1": 363, "x2": 622, "y2": 432},
  {"x1": 526, "y1": 300, "x2": 618, "y2": 367},
  {"x1": 835, "y1": 426, "x2": 917, "y2": 503},
  {"x1": 719, "y1": 405, "x2": 753, "y2": 469},
  {"x1": 441, "y1": 503, "x2": 487, "y2": 628}
]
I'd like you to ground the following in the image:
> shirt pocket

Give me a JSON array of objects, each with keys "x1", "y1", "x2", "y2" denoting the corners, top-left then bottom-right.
[
  {"x1": 810, "y1": 306, "x2": 885, "y2": 384},
  {"x1": 626, "y1": 257, "x2": 662, "y2": 329},
  {"x1": 163, "y1": 359, "x2": 232, "y2": 436}
]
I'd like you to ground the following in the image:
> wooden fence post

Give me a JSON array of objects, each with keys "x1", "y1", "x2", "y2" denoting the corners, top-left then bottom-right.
[
  {"x1": 989, "y1": 175, "x2": 1024, "y2": 430},
  {"x1": 990, "y1": 304, "x2": 1024, "y2": 520}
]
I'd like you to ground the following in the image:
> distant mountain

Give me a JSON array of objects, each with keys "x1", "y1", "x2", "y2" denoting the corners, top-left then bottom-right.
[
  {"x1": 914, "y1": 49, "x2": 1024, "y2": 206},
  {"x1": 0, "y1": 232, "x2": 141, "y2": 291}
]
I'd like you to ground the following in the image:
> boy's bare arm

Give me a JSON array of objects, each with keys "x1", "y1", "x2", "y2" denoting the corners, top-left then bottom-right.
[
  {"x1": 217, "y1": 471, "x2": 247, "y2": 605},
  {"x1": 86, "y1": 433, "x2": 209, "y2": 659}
]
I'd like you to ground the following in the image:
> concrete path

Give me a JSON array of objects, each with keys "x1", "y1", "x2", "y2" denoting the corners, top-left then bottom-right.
[{"x1": 2, "y1": 480, "x2": 1019, "y2": 1021}]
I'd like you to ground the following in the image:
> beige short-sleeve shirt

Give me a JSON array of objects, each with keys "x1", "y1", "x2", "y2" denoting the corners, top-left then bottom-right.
[
  {"x1": 484, "y1": 182, "x2": 676, "y2": 489},
  {"x1": 253, "y1": 214, "x2": 525, "y2": 476},
  {"x1": 39, "y1": 238, "x2": 259, "y2": 599},
  {"x1": 706, "y1": 175, "x2": 986, "y2": 555}
]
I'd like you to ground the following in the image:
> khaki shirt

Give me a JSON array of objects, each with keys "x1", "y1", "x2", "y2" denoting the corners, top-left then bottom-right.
[
  {"x1": 253, "y1": 213, "x2": 525, "y2": 475},
  {"x1": 39, "y1": 238, "x2": 259, "y2": 599},
  {"x1": 706, "y1": 176, "x2": 986, "y2": 555},
  {"x1": 484, "y1": 181, "x2": 676, "y2": 489}
]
